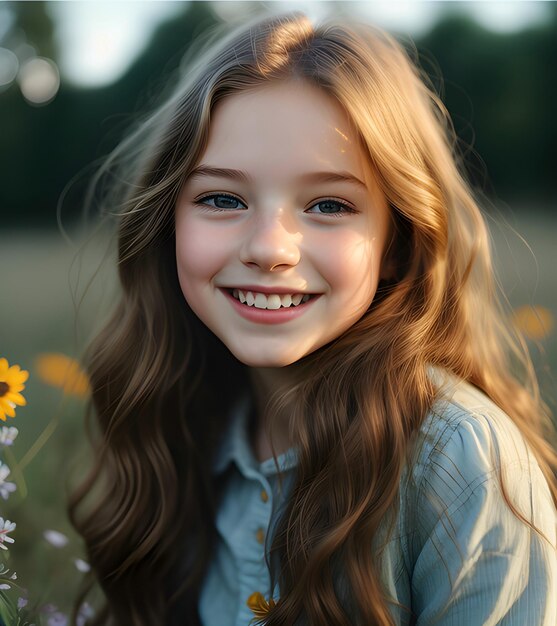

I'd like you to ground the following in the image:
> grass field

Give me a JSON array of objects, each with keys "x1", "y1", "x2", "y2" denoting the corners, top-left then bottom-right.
[{"x1": 0, "y1": 205, "x2": 556, "y2": 618}]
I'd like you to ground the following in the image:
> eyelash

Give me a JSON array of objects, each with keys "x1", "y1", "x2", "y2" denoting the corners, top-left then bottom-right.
[{"x1": 193, "y1": 193, "x2": 357, "y2": 218}]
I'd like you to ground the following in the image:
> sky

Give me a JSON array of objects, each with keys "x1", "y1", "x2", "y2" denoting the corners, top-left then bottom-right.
[{"x1": 24, "y1": 1, "x2": 557, "y2": 87}]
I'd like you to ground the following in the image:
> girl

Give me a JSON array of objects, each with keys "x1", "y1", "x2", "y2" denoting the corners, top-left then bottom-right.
[{"x1": 68, "y1": 9, "x2": 557, "y2": 626}]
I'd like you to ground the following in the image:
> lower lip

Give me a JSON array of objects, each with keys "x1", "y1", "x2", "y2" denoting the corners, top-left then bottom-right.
[{"x1": 219, "y1": 289, "x2": 322, "y2": 325}]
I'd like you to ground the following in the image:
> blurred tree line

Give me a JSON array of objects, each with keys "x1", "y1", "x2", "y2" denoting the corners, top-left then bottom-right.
[{"x1": 0, "y1": 1, "x2": 555, "y2": 229}]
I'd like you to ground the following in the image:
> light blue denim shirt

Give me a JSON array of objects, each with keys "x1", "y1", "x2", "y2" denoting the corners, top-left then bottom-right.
[{"x1": 199, "y1": 368, "x2": 557, "y2": 625}]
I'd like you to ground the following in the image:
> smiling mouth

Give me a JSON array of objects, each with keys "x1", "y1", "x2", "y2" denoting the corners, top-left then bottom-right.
[{"x1": 222, "y1": 288, "x2": 319, "y2": 310}]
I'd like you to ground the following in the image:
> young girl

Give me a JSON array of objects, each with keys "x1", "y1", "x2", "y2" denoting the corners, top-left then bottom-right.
[{"x1": 68, "y1": 9, "x2": 557, "y2": 626}]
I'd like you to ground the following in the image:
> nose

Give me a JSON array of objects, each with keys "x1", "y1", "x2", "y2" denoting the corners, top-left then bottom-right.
[{"x1": 240, "y1": 209, "x2": 301, "y2": 271}]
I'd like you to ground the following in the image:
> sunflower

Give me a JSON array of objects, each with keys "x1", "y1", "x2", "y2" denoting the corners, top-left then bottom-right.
[{"x1": 0, "y1": 358, "x2": 28, "y2": 421}]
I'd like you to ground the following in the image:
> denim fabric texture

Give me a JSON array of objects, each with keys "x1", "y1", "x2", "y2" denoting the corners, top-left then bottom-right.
[{"x1": 199, "y1": 368, "x2": 557, "y2": 625}]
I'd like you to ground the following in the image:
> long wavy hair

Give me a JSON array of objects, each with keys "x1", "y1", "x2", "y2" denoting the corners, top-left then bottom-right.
[{"x1": 68, "y1": 10, "x2": 557, "y2": 626}]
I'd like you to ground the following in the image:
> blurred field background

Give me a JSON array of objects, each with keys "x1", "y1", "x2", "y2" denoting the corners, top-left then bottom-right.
[{"x1": 1, "y1": 0, "x2": 556, "y2": 620}]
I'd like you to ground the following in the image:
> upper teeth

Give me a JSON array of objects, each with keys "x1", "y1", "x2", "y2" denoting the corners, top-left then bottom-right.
[{"x1": 231, "y1": 289, "x2": 311, "y2": 309}]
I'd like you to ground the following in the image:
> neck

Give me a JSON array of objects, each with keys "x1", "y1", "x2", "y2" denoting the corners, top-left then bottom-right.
[{"x1": 248, "y1": 365, "x2": 299, "y2": 463}]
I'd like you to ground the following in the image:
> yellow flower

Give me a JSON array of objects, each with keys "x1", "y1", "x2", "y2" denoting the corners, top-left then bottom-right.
[
  {"x1": 513, "y1": 305, "x2": 554, "y2": 340},
  {"x1": 247, "y1": 591, "x2": 277, "y2": 623},
  {"x1": 35, "y1": 353, "x2": 90, "y2": 397},
  {"x1": 0, "y1": 358, "x2": 29, "y2": 421}
]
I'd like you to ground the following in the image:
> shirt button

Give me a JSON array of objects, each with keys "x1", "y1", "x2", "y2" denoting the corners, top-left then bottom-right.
[
  {"x1": 255, "y1": 527, "x2": 265, "y2": 544},
  {"x1": 260, "y1": 489, "x2": 269, "y2": 503}
]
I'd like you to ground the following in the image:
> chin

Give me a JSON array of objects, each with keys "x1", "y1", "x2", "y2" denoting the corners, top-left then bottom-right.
[{"x1": 230, "y1": 349, "x2": 302, "y2": 369}]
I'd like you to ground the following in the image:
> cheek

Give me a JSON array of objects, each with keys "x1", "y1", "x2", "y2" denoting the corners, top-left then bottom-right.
[
  {"x1": 315, "y1": 231, "x2": 382, "y2": 300},
  {"x1": 175, "y1": 215, "x2": 227, "y2": 296}
]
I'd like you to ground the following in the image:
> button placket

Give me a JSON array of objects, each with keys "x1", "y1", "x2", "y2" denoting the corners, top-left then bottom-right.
[
  {"x1": 255, "y1": 527, "x2": 265, "y2": 544},
  {"x1": 250, "y1": 477, "x2": 272, "y2": 553}
]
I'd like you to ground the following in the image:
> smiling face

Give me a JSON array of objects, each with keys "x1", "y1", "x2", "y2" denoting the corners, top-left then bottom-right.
[{"x1": 175, "y1": 79, "x2": 392, "y2": 368}]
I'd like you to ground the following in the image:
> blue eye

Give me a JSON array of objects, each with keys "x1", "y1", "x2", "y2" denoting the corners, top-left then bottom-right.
[
  {"x1": 305, "y1": 199, "x2": 357, "y2": 217},
  {"x1": 194, "y1": 193, "x2": 246, "y2": 210},
  {"x1": 193, "y1": 194, "x2": 356, "y2": 217}
]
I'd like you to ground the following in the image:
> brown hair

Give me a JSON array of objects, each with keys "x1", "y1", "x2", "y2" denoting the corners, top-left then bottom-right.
[{"x1": 68, "y1": 10, "x2": 557, "y2": 625}]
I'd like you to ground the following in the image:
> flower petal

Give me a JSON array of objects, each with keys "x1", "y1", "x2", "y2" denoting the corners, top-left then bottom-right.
[
  {"x1": 246, "y1": 591, "x2": 274, "y2": 618},
  {"x1": 43, "y1": 529, "x2": 69, "y2": 548},
  {"x1": 0, "y1": 401, "x2": 15, "y2": 419},
  {"x1": 5, "y1": 392, "x2": 26, "y2": 406},
  {"x1": 7, "y1": 381, "x2": 26, "y2": 391},
  {"x1": 74, "y1": 558, "x2": 91, "y2": 573},
  {"x1": 8, "y1": 367, "x2": 29, "y2": 385}
]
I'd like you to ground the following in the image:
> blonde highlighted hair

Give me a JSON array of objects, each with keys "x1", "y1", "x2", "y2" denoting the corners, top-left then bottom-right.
[{"x1": 68, "y1": 10, "x2": 557, "y2": 625}]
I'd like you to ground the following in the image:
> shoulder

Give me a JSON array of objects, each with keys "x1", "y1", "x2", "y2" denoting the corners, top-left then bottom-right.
[
  {"x1": 408, "y1": 365, "x2": 539, "y2": 492},
  {"x1": 401, "y1": 366, "x2": 556, "y2": 548},
  {"x1": 396, "y1": 367, "x2": 557, "y2": 624}
]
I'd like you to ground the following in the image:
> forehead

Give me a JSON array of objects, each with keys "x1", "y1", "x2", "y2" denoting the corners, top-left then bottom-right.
[{"x1": 198, "y1": 80, "x2": 371, "y2": 187}]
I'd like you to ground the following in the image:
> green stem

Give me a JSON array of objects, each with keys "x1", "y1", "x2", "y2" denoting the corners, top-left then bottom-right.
[
  {"x1": 17, "y1": 397, "x2": 68, "y2": 472},
  {"x1": 3, "y1": 446, "x2": 27, "y2": 500},
  {"x1": 0, "y1": 588, "x2": 17, "y2": 625}
]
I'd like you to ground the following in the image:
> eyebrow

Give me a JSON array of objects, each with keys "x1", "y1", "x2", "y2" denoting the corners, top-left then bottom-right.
[{"x1": 187, "y1": 165, "x2": 368, "y2": 190}]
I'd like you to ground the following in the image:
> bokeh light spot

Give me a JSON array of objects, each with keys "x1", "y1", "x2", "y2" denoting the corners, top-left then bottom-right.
[
  {"x1": 17, "y1": 57, "x2": 60, "y2": 105},
  {"x1": 0, "y1": 47, "x2": 19, "y2": 91},
  {"x1": 513, "y1": 305, "x2": 554, "y2": 340}
]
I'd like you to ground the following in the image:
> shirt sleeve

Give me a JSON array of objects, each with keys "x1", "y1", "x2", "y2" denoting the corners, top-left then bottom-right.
[{"x1": 410, "y1": 412, "x2": 557, "y2": 625}]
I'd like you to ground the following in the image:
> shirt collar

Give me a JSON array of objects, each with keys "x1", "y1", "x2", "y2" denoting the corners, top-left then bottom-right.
[
  {"x1": 211, "y1": 391, "x2": 299, "y2": 477},
  {"x1": 211, "y1": 366, "x2": 452, "y2": 476}
]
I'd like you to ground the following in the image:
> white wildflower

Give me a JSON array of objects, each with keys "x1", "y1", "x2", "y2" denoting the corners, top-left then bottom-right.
[
  {"x1": 0, "y1": 563, "x2": 16, "y2": 589},
  {"x1": 47, "y1": 613, "x2": 68, "y2": 626},
  {"x1": 0, "y1": 426, "x2": 18, "y2": 447},
  {"x1": 40, "y1": 605, "x2": 68, "y2": 626},
  {"x1": 0, "y1": 517, "x2": 16, "y2": 550},
  {"x1": 0, "y1": 462, "x2": 16, "y2": 500},
  {"x1": 74, "y1": 557, "x2": 91, "y2": 573},
  {"x1": 77, "y1": 601, "x2": 95, "y2": 626},
  {"x1": 43, "y1": 529, "x2": 69, "y2": 548}
]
